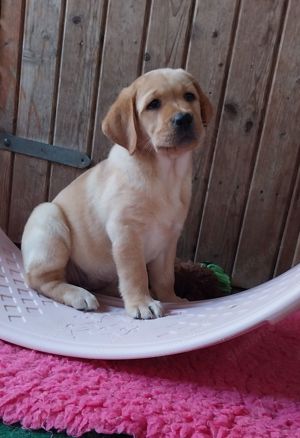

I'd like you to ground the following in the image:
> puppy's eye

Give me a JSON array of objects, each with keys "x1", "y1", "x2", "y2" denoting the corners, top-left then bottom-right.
[
  {"x1": 146, "y1": 99, "x2": 161, "y2": 110},
  {"x1": 184, "y1": 92, "x2": 196, "y2": 102}
]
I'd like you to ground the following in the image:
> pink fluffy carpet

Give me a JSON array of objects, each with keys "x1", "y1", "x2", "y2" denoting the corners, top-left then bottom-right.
[{"x1": 1, "y1": 312, "x2": 300, "y2": 437}]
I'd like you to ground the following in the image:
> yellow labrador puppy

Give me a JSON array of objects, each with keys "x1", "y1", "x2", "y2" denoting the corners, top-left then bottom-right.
[{"x1": 21, "y1": 68, "x2": 213, "y2": 319}]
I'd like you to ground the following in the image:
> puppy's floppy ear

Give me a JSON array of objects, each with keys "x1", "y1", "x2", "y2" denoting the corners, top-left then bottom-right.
[
  {"x1": 187, "y1": 73, "x2": 214, "y2": 128},
  {"x1": 102, "y1": 86, "x2": 138, "y2": 154}
]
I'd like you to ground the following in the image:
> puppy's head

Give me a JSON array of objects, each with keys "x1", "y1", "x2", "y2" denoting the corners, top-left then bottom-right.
[{"x1": 102, "y1": 68, "x2": 213, "y2": 155}]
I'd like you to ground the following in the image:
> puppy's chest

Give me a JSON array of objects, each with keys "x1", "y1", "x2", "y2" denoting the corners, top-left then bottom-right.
[{"x1": 142, "y1": 191, "x2": 187, "y2": 262}]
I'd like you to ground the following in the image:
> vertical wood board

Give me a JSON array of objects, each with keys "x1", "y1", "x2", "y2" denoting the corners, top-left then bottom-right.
[
  {"x1": 48, "y1": 0, "x2": 104, "y2": 199},
  {"x1": 91, "y1": 0, "x2": 147, "y2": 163},
  {"x1": 195, "y1": 0, "x2": 285, "y2": 273},
  {"x1": 8, "y1": 0, "x2": 64, "y2": 241},
  {"x1": 275, "y1": 162, "x2": 300, "y2": 275},
  {"x1": 293, "y1": 236, "x2": 300, "y2": 267},
  {"x1": 0, "y1": 0, "x2": 24, "y2": 230},
  {"x1": 178, "y1": 0, "x2": 239, "y2": 260},
  {"x1": 233, "y1": 0, "x2": 300, "y2": 286},
  {"x1": 143, "y1": 0, "x2": 193, "y2": 73}
]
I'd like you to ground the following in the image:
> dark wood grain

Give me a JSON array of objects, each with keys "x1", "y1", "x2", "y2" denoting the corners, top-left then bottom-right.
[
  {"x1": 0, "y1": 0, "x2": 24, "y2": 231},
  {"x1": 275, "y1": 162, "x2": 300, "y2": 275},
  {"x1": 48, "y1": 0, "x2": 104, "y2": 199},
  {"x1": 143, "y1": 0, "x2": 193, "y2": 73},
  {"x1": 232, "y1": 0, "x2": 300, "y2": 287},
  {"x1": 194, "y1": 0, "x2": 285, "y2": 276},
  {"x1": 8, "y1": 0, "x2": 64, "y2": 241}
]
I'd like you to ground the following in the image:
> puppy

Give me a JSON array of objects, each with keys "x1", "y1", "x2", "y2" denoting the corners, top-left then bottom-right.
[{"x1": 21, "y1": 68, "x2": 213, "y2": 319}]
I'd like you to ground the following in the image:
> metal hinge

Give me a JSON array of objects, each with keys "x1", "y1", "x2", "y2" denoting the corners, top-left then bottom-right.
[{"x1": 0, "y1": 133, "x2": 91, "y2": 169}]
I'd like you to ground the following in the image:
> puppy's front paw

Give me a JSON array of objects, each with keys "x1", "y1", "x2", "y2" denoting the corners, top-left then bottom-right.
[
  {"x1": 126, "y1": 299, "x2": 163, "y2": 319},
  {"x1": 63, "y1": 287, "x2": 100, "y2": 311}
]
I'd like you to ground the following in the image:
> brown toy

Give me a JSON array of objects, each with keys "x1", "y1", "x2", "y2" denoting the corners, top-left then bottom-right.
[{"x1": 174, "y1": 259, "x2": 232, "y2": 301}]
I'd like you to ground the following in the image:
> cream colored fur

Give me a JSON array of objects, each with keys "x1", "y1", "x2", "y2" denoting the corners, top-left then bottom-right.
[{"x1": 21, "y1": 68, "x2": 213, "y2": 319}]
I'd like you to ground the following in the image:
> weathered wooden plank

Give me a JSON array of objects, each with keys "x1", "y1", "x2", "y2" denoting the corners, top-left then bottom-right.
[
  {"x1": 178, "y1": 0, "x2": 238, "y2": 260},
  {"x1": 48, "y1": 0, "x2": 104, "y2": 200},
  {"x1": 194, "y1": 0, "x2": 285, "y2": 273},
  {"x1": 293, "y1": 235, "x2": 300, "y2": 267},
  {"x1": 232, "y1": 0, "x2": 300, "y2": 287},
  {"x1": 91, "y1": 0, "x2": 147, "y2": 163},
  {"x1": 0, "y1": 150, "x2": 12, "y2": 230},
  {"x1": 275, "y1": 163, "x2": 300, "y2": 275},
  {"x1": 8, "y1": 0, "x2": 64, "y2": 242},
  {"x1": 0, "y1": 0, "x2": 24, "y2": 231},
  {"x1": 142, "y1": 0, "x2": 193, "y2": 73}
]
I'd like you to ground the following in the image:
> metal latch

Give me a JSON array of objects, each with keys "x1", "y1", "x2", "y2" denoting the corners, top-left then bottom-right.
[{"x1": 0, "y1": 133, "x2": 91, "y2": 169}]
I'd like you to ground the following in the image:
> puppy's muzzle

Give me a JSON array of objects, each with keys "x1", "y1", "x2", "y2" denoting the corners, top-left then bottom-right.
[
  {"x1": 171, "y1": 112, "x2": 196, "y2": 146},
  {"x1": 172, "y1": 112, "x2": 194, "y2": 130}
]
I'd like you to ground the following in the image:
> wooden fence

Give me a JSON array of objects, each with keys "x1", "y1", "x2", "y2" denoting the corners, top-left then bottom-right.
[{"x1": 0, "y1": 0, "x2": 299, "y2": 288}]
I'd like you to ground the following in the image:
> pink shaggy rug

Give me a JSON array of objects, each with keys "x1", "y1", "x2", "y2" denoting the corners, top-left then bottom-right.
[{"x1": 1, "y1": 312, "x2": 300, "y2": 437}]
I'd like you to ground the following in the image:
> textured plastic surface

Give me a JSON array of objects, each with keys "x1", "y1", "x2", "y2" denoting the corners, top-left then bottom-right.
[{"x1": 1, "y1": 228, "x2": 300, "y2": 359}]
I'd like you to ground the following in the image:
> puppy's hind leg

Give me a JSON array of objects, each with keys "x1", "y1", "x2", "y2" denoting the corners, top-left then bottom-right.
[{"x1": 21, "y1": 202, "x2": 99, "y2": 311}]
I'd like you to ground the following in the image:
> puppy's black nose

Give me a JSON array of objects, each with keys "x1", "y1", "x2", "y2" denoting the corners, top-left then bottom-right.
[{"x1": 172, "y1": 112, "x2": 193, "y2": 128}]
